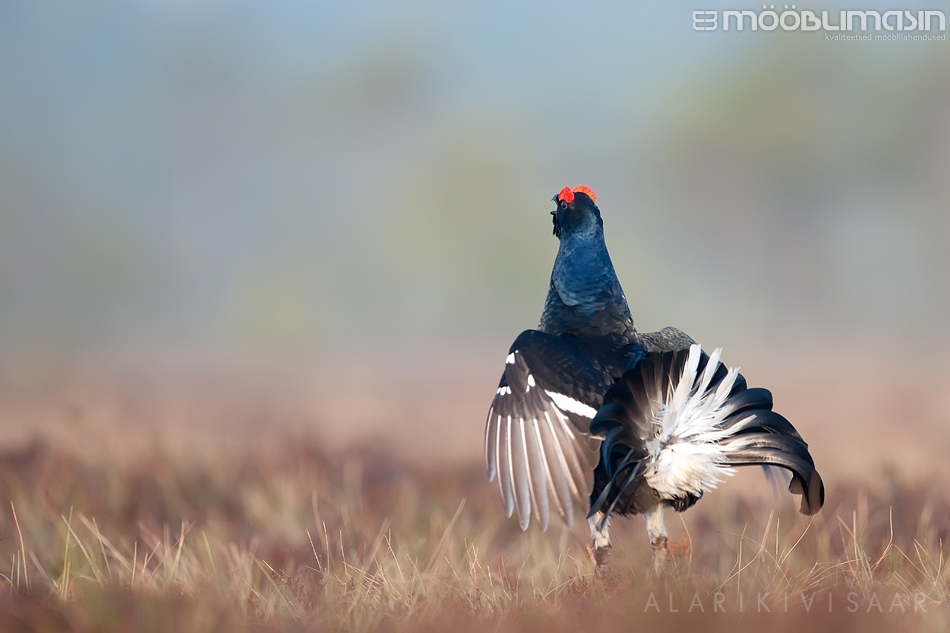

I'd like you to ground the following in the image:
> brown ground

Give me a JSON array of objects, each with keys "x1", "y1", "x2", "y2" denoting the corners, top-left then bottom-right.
[{"x1": 0, "y1": 344, "x2": 948, "y2": 631}]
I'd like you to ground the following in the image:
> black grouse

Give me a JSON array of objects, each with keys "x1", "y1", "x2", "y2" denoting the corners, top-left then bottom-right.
[{"x1": 484, "y1": 185, "x2": 824, "y2": 575}]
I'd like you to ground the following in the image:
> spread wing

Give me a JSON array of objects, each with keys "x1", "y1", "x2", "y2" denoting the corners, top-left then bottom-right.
[{"x1": 484, "y1": 330, "x2": 612, "y2": 530}]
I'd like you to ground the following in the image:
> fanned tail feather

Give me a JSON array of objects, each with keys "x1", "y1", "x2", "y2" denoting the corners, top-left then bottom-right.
[
  {"x1": 720, "y1": 434, "x2": 824, "y2": 515},
  {"x1": 589, "y1": 344, "x2": 824, "y2": 519}
]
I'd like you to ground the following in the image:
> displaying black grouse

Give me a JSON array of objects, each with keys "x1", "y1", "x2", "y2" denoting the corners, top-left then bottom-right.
[{"x1": 484, "y1": 185, "x2": 824, "y2": 576}]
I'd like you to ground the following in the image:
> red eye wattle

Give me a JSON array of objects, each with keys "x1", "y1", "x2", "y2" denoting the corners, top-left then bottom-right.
[{"x1": 556, "y1": 187, "x2": 574, "y2": 204}]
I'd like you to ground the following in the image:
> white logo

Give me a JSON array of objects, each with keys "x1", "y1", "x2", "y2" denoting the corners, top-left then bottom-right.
[
  {"x1": 693, "y1": 6, "x2": 946, "y2": 32},
  {"x1": 692, "y1": 10, "x2": 718, "y2": 30}
]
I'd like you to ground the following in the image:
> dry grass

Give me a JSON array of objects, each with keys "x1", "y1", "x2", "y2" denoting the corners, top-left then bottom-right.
[
  {"x1": 1, "y1": 346, "x2": 948, "y2": 631},
  {"x1": 0, "y1": 436, "x2": 948, "y2": 632}
]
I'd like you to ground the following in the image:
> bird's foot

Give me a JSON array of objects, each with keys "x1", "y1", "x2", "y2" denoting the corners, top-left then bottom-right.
[
  {"x1": 588, "y1": 511, "x2": 612, "y2": 583},
  {"x1": 593, "y1": 544, "x2": 611, "y2": 581},
  {"x1": 650, "y1": 535, "x2": 671, "y2": 578}
]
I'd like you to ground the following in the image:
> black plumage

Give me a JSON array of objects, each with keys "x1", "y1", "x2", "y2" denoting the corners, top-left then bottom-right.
[
  {"x1": 588, "y1": 345, "x2": 824, "y2": 527},
  {"x1": 483, "y1": 185, "x2": 824, "y2": 575}
]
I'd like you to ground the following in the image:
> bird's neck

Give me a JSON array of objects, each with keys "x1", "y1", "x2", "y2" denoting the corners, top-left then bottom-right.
[{"x1": 538, "y1": 230, "x2": 637, "y2": 341}]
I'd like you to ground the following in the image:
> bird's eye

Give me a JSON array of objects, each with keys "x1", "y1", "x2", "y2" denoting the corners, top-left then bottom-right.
[{"x1": 559, "y1": 200, "x2": 568, "y2": 210}]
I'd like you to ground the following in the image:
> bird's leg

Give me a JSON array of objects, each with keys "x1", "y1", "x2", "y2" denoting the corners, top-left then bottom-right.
[
  {"x1": 644, "y1": 505, "x2": 670, "y2": 577},
  {"x1": 588, "y1": 511, "x2": 611, "y2": 580}
]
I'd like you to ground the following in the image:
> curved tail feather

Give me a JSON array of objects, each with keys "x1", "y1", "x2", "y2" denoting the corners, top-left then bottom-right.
[{"x1": 589, "y1": 344, "x2": 824, "y2": 519}]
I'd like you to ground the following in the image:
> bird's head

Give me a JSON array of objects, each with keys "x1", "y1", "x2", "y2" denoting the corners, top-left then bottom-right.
[{"x1": 551, "y1": 185, "x2": 601, "y2": 239}]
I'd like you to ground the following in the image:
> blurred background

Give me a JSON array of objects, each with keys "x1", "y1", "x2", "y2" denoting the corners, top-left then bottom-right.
[{"x1": 0, "y1": 1, "x2": 948, "y2": 477}]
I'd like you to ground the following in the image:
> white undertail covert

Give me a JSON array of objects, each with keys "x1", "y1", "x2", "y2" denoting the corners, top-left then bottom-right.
[{"x1": 643, "y1": 344, "x2": 754, "y2": 500}]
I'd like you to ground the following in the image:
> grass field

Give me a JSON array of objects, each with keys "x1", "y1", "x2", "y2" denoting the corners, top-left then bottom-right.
[{"x1": 0, "y1": 348, "x2": 948, "y2": 632}]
